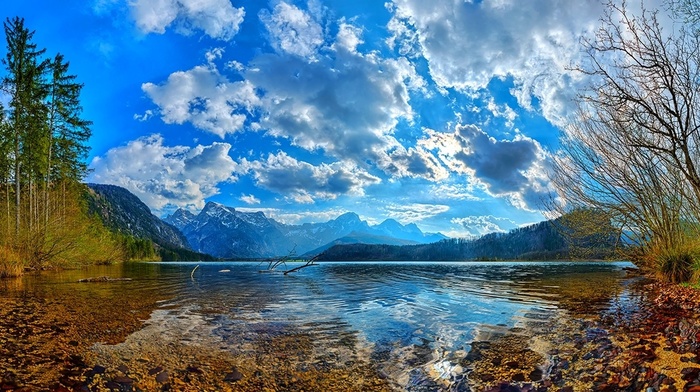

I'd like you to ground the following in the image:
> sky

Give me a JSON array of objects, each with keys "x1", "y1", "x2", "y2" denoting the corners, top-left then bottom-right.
[{"x1": 1, "y1": 0, "x2": 661, "y2": 237}]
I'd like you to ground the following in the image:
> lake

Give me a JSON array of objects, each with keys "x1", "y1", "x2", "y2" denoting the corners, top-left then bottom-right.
[{"x1": 0, "y1": 261, "x2": 638, "y2": 391}]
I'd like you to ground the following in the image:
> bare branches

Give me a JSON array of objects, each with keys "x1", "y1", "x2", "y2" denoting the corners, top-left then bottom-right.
[{"x1": 552, "y1": 1, "x2": 700, "y2": 267}]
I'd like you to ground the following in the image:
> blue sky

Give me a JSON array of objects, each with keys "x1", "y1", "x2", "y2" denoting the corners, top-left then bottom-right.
[{"x1": 3, "y1": 0, "x2": 635, "y2": 237}]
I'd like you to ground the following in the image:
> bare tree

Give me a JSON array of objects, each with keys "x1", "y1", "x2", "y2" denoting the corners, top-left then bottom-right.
[{"x1": 551, "y1": 1, "x2": 700, "y2": 273}]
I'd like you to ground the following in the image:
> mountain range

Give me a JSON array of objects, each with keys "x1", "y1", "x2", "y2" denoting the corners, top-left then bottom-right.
[
  {"x1": 83, "y1": 183, "x2": 618, "y2": 262},
  {"x1": 316, "y1": 211, "x2": 620, "y2": 261},
  {"x1": 164, "y1": 201, "x2": 446, "y2": 259}
]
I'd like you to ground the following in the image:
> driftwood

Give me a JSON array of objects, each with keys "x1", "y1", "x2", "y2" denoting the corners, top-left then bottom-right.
[
  {"x1": 283, "y1": 257, "x2": 319, "y2": 275},
  {"x1": 78, "y1": 276, "x2": 132, "y2": 283},
  {"x1": 259, "y1": 246, "x2": 319, "y2": 274}
]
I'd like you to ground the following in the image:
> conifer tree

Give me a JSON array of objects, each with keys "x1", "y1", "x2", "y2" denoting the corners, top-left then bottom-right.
[
  {"x1": 46, "y1": 53, "x2": 92, "y2": 221},
  {"x1": 2, "y1": 16, "x2": 49, "y2": 237}
]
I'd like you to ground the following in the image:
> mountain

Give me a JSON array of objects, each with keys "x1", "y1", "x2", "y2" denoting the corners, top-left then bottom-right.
[
  {"x1": 85, "y1": 184, "x2": 216, "y2": 261},
  {"x1": 86, "y1": 184, "x2": 188, "y2": 248},
  {"x1": 167, "y1": 201, "x2": 288, "y2": 259},
  {"x1": 165, "y1": 205, "x2": 445, "y2": 259},
  {"x1": 316, "y1": 212, "x2": 620, "y2": 261},
  {"x1": 374, "y1": 219, "x2": 447, "y2": 243}
]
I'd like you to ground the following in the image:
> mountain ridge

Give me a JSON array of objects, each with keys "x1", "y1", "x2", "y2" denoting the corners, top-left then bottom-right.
[
  {"x1": 85, "y1": 183, "x2": 217, "y2": 261},
  {"x1": 165, "y1": 203, "x2": 447, "y2": 259}
]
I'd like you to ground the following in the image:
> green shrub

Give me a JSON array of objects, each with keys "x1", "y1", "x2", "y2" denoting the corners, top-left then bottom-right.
[{"x1": 659, "y1": 250, "x2": 695, "y2": 283}]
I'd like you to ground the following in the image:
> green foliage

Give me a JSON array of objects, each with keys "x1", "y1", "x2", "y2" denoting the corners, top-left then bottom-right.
[
  {"x1": 0, "y1": 17, "x2": 120, "y2": 273},
  {"x1": 658, "y1": 251, "x2": 695, "y2": 284},
  {"x1": 119, "y1": 235, "x2": 157, "y2": 261},
  {"x1": 157, "y1": 246, "x2": 218, "y2": 262}
]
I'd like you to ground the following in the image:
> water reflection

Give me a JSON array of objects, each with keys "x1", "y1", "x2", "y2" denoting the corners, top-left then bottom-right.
[{"x1": 0, "y1": 260, "x2": 635, "y2": 390}]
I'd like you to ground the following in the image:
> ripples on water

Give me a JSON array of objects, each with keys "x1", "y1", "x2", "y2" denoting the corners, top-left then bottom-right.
[{"x1": 3, "y1": 260, "x2": 634, "y2": 389}]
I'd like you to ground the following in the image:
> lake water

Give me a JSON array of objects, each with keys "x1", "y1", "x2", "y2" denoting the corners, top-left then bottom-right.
[{"x1": 1, "y1": 260, "x2": 637, "y2": 390}]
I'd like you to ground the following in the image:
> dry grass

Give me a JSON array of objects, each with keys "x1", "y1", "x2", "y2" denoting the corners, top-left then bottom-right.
[{"x1": 0, "y1": 246, "x2": 26, "y2": 278}]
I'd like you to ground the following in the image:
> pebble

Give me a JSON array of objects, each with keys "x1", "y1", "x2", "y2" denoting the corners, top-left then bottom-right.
[
  {"x1": 148, "y1": 366, "x2": 163, "y2": 375},
  {"x1": 156, "y1": 371, "x2": 169, "y2": 383},
  {"x1": 223, "y1": 367, "x2": 243, "y2": 382},
  {"x1": 113, "y1": 375, "x2": 134, "y2": 384}
]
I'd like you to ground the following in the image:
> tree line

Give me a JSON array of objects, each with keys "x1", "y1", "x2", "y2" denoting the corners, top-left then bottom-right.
[
  {"x1": 0, "y1": 17, "x2": 123, "y2": 275},
  {"x1": 316, "y1": 210, "x2": 619, "y2": 262}
]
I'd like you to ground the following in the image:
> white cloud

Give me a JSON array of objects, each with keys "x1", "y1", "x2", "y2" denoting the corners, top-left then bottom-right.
[
  {"x1": 236, "y1": 207, "x2": 351, "y2": 225},
  {"x1": 133, "y1": 109, "x2": 153, "y2": 122},
  {"x1": 429, "y1": 183, "x2": 482, "y2": 201},
  {"x1": 239, "y1": 194, "x2": 260, "y2": 205},
  {"x1": 383, "y1": 146, "x2": 449, "y2": 181},
  {"x1": 384, "y1": 203, "x2": 450, "y2": 224},
  {"x1": 451, "y1": 215, "x2": 517, "y2": 237},
  {"x1": 88, "y1": 134, "x2": 237, "y2": 213},
  {"x1": 142, "y1": 2, "x2": 441, "y2": 183},
  {"x1": 420, "y1": 124, "x2": 553, "y2": 211},
  {"x1": 236, "y1": 152, "x2": 381, "y2": 203},
  {"x1": 259, "y1": 1, "x2": 325, "y2": 60},
  {"x1": 142, "y1": 62, "x2": 260, "y2": 138},
  {"x1": 129, "y1": 0, "x2": 245, "y2": 40},
  {"x1": 247, "y1": 26, "x2": 428, "y2": 177},
  {"x1": 387, "y1": 0, "x2": 603, "y2": 125}
]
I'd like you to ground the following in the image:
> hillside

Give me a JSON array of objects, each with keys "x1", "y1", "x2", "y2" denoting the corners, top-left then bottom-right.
[
  {"x1": 316, "y1": 212, "x2": 620, "y2": 261},
  {"x1": 84, "y1": 184, "x2": 217, "y2": 261}
]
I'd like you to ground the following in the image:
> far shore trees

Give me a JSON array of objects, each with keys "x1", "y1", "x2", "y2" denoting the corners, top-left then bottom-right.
[{"x1": 551, "y1": 1, "x2": 700, "y2": 282}]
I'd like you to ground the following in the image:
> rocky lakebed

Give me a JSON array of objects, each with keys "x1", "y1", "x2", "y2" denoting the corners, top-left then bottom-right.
[{"x1": 0, "y1": 264, "x2": 699, "y2": 392}]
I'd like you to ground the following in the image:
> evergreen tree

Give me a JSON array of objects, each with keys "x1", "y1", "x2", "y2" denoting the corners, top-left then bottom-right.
[
  {"x1": 2, "y1": 16, "x2": 49, "y2": 237},
  {"x1": 46, "y1": 53, "x2": 92, "y2": 221}
]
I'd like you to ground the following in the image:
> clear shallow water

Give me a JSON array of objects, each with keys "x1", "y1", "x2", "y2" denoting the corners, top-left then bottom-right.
[{"x1": 4, "y1": 260, "x2": 636, "y2": 388}]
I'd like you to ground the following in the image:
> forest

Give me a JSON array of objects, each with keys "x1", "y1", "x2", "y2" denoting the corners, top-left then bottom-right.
[
  {"x1": 317, "y1": 209, "x2": 619, "y2": 261},
  {"x1": 0, "y1": 17, "x2": 144, "y2": 277}
]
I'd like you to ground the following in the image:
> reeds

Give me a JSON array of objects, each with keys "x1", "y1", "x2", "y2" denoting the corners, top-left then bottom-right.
[{"x1": 0, "y1": 246, "x2": 25, "y2": 278}]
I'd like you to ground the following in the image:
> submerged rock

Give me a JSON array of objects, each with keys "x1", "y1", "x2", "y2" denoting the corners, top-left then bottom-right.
[
  {"x1": 223, "y1": 367, "x2": 243, "y2": 382},
  {"x1": 78, "y1": 276, "x2": 132, "y2": 283}
]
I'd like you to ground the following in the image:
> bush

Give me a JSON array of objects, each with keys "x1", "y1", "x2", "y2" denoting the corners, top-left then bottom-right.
[
  {"x1": 658, "y1": 248, "x2": 696, "y2": 284},
  {"x1": 0, "y1": 246, "x2": 25, "y2": 278}
]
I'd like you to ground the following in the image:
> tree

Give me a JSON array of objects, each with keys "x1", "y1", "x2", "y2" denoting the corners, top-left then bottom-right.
[
  {"x1": 2, "y1": 16, "x2": 49, "y2": 237},
  {"x1": 551, "y1": 1, "x2": 700, "y2": 277},
  {"x1": 0, "y1": 17, "x2": 101, "y2": 270},
  {"x1": 46, "y1": 53, "x2": 92, "y2": 220}
]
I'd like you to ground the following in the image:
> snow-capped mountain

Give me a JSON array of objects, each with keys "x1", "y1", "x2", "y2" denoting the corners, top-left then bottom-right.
[{"x1": 165, "y1": 203, "x2": 446, "y2": 259}]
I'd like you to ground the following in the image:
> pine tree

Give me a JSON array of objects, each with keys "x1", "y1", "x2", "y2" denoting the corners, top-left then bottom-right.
[
  {"x1": 46, "y1": 53, "x2": 92, "y2": 222},
  {"x1": 2, "y1": 16, "x2": 49, "y2": 237}
]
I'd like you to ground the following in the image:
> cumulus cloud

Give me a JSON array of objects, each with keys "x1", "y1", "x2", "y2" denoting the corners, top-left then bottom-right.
[
  {"x1": 142, "y1": 1, "x2": 442, "y2": 182},
  {"x1": 387, "y1": 0, "x2": 603, "y2": 125},
  {"x1": 246, "y1": 38, "x2": 423, "y2": 172},
  {"x1": 236, "y1": 207, "x2": 352, "y2": 225},
  {"x1": 421, "y1": 124, "x2": 552, "y2": 210},
  {"x1": 451, "y1": 215, "x2": 517, "y2": 237},
  {"x1": 236, "y1": 152, "x2": 381, "y2": 203},
  {"x1": 129, "y1": 0, "x2": 245, "y2": 40},
  {"x1": 239, "y1": 194, "x2": 260, "y2": 205},
  {"x1": 384, "y1": 203, "x2": 450, "y2": 223},
  {"x1": 259, "y1": 2, "x2": 325, "y2": 59},
  {"x1": 133, "y1": 109, "x2": 153, "y2": 122},
  {"x1": 383, "y1": 146, "x2": 449, "y2": 181},
  {"x1": 142, "y1": 60, "x2": 260, "y2": 138},
  {"x1": 88, "y1": 134, "x2": 237, "y2": 213}
]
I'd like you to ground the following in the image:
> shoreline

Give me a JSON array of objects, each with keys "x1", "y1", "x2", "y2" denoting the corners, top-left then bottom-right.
[
  {"x1": 1, "y1": 269, "x2": 698, "y2": 391},
  {"x1": 465, "y1": 276, "x2": 700, "y2": 392}
]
